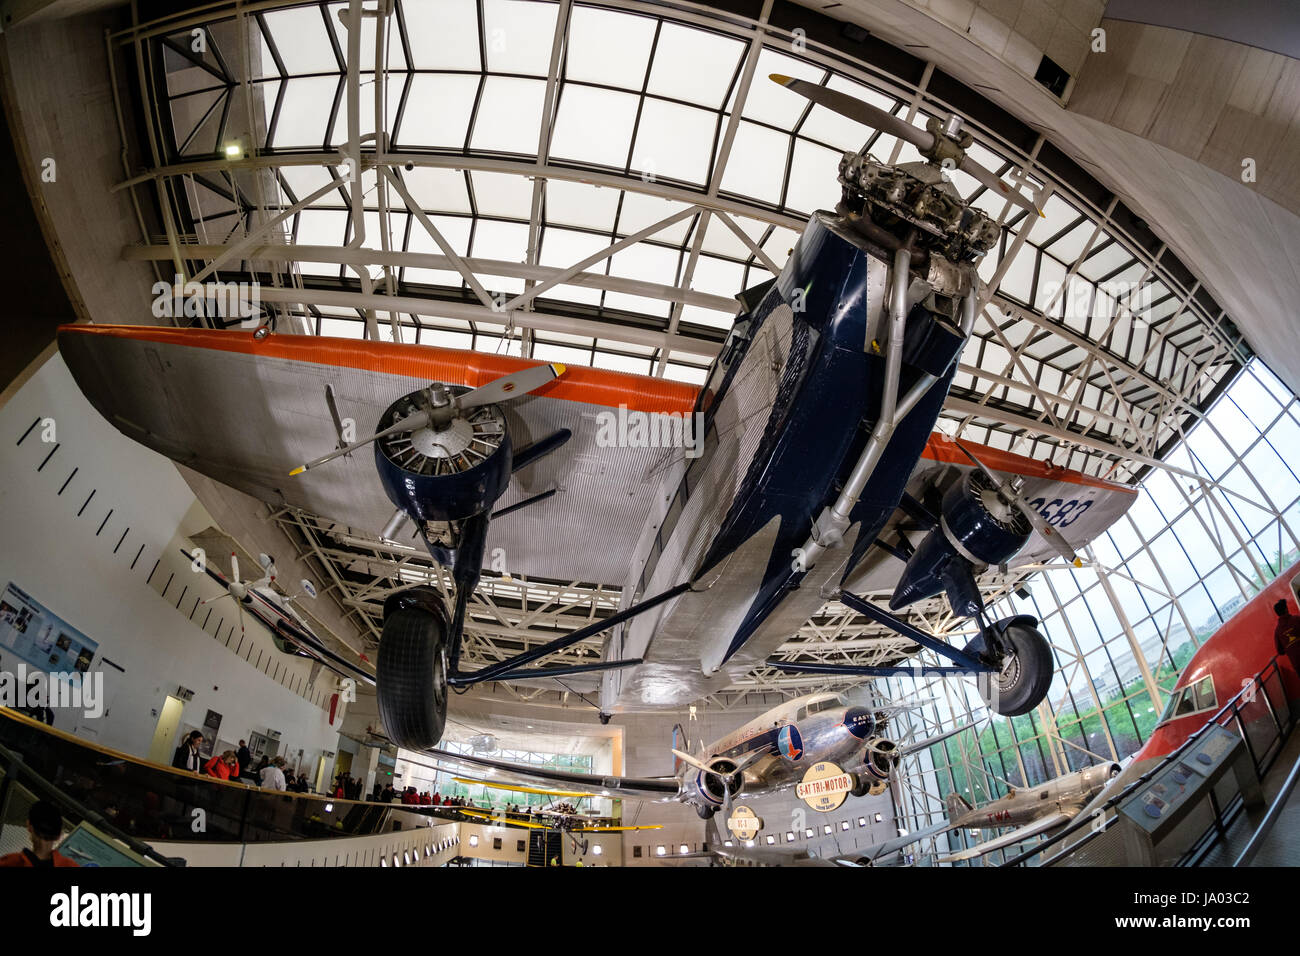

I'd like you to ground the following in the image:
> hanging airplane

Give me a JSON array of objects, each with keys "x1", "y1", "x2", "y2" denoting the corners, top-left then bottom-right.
[
  {"x1": 933, "y1": 761, "x2": 1121, "y2": 863},
  {"x1": 413, "y1": 690, "x2": 967, "y2": 820},
  {"x1": 57, "y1": 73, "x2": 1136, "y2": 749},
  {"x1": 186, "y1": 547, "x2": 373, "y2": 686}
]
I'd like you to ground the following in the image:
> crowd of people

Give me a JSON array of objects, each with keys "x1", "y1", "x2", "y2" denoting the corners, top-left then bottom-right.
[{"x1": 170, "y1": 731, "x2": 311, "y2": 792}]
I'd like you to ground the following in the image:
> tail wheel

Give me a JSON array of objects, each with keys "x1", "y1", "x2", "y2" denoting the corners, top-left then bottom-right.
[
  {"x1": 988, "y1": 623, "x2": 1053, "y2": 717},
  {"x1": 377, "y1": 604, "x2": 450, "y2": 750}
]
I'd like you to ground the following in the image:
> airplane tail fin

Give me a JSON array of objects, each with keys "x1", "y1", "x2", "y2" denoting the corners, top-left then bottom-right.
[
  {"x1": 672, "y1": 724, "x2": 688, "y2": 774},
  {"x1": 946, "y1": 792, "x2": 973, "y2": 821}
]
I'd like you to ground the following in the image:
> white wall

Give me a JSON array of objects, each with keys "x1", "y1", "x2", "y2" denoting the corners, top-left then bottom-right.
[{"x1": 0, "y1": 353, "x2": 340, "y2": 772}]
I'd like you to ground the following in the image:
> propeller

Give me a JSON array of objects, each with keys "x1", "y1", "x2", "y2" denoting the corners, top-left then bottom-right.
[
  {"x1": 769, "y1": 73, "x2": 1042, "y2": 217},
  {"x1": 289, "y1": 362, "x2": 566, "y2": 476},
  {"x1": 671, "y1": 748, "x2": 765, "y2": 818},
  {"x1": 952, "y1": 440, "x2": 1083, "y2": 567}
]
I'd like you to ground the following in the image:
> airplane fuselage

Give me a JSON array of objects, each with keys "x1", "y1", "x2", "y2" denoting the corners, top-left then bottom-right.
[{"x1": 604, "y1": 212, "x2": 973, "y2": 711}]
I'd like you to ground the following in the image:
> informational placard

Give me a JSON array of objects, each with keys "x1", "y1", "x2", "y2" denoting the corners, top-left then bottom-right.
[
  {"x1": 0, "y1": 582, "x2": 98, "y2": 679},
  {"x1": 796, "y1": 760, "x2": 853, "y2": 812},
  {"x1": 726, "y1": 805, "x2": 763, "y2": 841}
]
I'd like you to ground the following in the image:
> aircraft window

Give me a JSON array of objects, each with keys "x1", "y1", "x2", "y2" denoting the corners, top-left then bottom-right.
[
  {"x1": 1192, "y1": 676, "x2": 1217, "y2": 711},
  {"x1": 795, "y1": 707, "x2": 808, "y2": 721},
  {"x1": 809, "y1": 698, "x2": 839, "y2": 714},
  {"x1": 1039, "y1": 791, "x2": 1049, "y2": 800}
]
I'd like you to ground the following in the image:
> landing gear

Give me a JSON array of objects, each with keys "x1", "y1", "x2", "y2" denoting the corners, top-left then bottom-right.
[
  {"x1": 850, "y1": 774, "x2": 872, "y2": 798},
  {"x1": 598, "y1": 712, "x2": 611, "y2": 725},
  {"x1": 696, "y1": 805, "x2": 717, "y2": 820},
  {"x1": 977, "y1": 618, "x2": 1053, "y2": 717},
  {"x1": 377, "y1": 587, "x2": 451, "y2": 750}
]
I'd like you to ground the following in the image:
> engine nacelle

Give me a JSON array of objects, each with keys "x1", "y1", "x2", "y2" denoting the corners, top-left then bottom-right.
[
  {"x1": 693, "y1": 757, "x2": 745, "y2": 807},
  {"x1": 374, "y1": 386, "x2": 512, "y2": 524},
  {"x1": 862, "y1": 737, "x2": 898, "y2": 781},
  {"x1": 890, "y1": 470, "x2": 1031, "y2": 615}
]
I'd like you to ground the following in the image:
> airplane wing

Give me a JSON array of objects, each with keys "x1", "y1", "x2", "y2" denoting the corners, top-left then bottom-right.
[
  {"x1": 856, "y1": 818, "x2": 952, "y2": 864},
  {"x1": 58, "y1": 325, "x2": 699, "y2": 588},
  {"x1": 406, "y1": 748, "x2": 682, "y2": 801},
  {"x1": 844, "y1": 432, "x2": 1138, "y2": 597},
  {"x1": 936, "y1": 808, "x2": 1075, "y2": 864},
  {"x1": 450, "y1": 777, "x2": 589, "y2": 799}
]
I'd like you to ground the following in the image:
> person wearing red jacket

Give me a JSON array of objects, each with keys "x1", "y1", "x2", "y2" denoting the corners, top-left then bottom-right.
[
  {"x1": 1275, "y1": 599, "x2": 1300, "y2": 671},
  {"x1": 203, "y1": 750, "x2": 240, "y2": 781},
  {"x1": 0, "y1": 802, "x2": 80, "y2": 867}
]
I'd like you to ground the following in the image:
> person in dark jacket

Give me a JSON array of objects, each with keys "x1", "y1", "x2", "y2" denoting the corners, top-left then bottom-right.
[
  {"x1": 0, "y1": 801, "x2": 80, "y2": 867},
  {"x1": 171, "y1": 731, "x2": 204, "y2": 773},
  {"x1": 237, "y1": 740, "x2": 252, "y2": 769},
  {"x1": 1275, "y1": 599, "x2": 1300, "y2": 671}
]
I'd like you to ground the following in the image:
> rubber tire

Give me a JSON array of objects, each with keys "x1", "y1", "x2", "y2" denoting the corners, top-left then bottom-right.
[
  {"x1": 377, "y1": 605, "x2": 449, "y2": 750},
  {"x1": 850, "y1": 775, "x2": 872, "y2": 798},
  {"x1": 696, "y1": 805, "x2": 716, "y2": 820},
  {"x1": 989, "y1": 623, "x2": 1053, "y2": 717}
]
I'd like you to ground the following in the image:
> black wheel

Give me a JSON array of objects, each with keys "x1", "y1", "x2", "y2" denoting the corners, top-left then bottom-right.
[
  {"x1": 850, "y1": 774, "x2": 872, "y2": 798},
  {"x1": 696, "y1": 805, "x2": 716, "y2": 820},
  {"x1": 377, "y1": 601, "x2": 450, "y2": 750},
  {"x1": 987, "y1": 622, "x2": 1053, "y2": 717},
  {"x1": 598, "y1": 712, "x2": 611, "y2": 725}
]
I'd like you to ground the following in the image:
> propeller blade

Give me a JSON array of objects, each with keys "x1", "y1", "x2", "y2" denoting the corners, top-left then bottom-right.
[
  {"x1": 952, "y1": 440, "x2": 1082, "y2": 567},
  {"x1": 670, "y1": 748, "x2": 715, "y2": 777},
  {"x1": 230, "y1": 551, "x2": 239, "y2": 585},
  {"x1": 958, "y1": 155, "x2": 1042, "y2": 216},
  {"x1": 290, "y1": 409, "x2": 431, "y2": 476},
  {"x1": 201, "y1": 593, "x2": 233, "y2": 607},
  {"x1": 770, "y1": 74, "x2": 934, "y2": 152},
  {"x1": 458, "y1": 363, "x2": 565, "y2": 411}
]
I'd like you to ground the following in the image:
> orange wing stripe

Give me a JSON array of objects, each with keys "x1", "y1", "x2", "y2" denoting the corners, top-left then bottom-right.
[
  {"x1": 919, "y1": 433, "x2": 1136, "y2": 495},
  {"x1": 59, "y1": 325, "x2": 1136, "y2": 495},
  {"x1": 59, "y1": 324, "x2": 700, "y2": 415}
]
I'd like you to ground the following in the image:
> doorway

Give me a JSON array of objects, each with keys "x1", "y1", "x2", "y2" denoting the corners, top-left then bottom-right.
[{"x1": 147, "y1": 695, "x2": 185, "y2": 765}]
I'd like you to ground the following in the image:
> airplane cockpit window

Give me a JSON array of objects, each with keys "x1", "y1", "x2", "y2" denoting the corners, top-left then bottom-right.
[
  {"x1": 1157, "y1": 675, "x2": 1217, "y2": 726},
  {"x1": 810, "y1": 697, "x2": 840, "y2": 715},
  {"x1": 795, "y1": 707, "x2": 808, "y2": 722}
]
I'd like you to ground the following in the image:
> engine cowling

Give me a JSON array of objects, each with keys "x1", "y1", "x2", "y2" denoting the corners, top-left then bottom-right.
[
  {"x1": 890, "y1": 470, "x2": 1032, "y2": 614},
  {"x1": 373, "y1": 385, "x2": 512, "y2": 523},
  {"x1": 862, "y1": 737, "x2": 898, "y2": 781},
  {"x1": 692, "y1": 757, "x2": 745, "y2": 806}
]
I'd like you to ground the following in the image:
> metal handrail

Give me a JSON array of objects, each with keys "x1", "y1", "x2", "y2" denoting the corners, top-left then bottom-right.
[
  {"x1": 1233, "y1": 743, "x2": 1300, "y2": 866},
  {"x1": 998, "y1": 656, "x2": 1291, "y2": 867},
  {"x1": 0, "y1": 740, "x2": 183, "y2": 867}
]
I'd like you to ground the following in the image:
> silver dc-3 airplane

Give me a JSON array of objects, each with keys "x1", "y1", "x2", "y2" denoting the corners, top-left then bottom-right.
[
  {"x1": 934, "y1": 761, "x2": 1122, "y2": 863},
  {"x1": 422, "y1": 689, "x2": 966, "y2": 820},
  {"x1": 57, "y1": 74, "x2": 1136, "y2": 749}
]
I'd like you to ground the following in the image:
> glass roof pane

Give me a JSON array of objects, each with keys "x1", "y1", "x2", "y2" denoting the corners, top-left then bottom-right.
[
  {"x1": 296, "y1": 208, "x2": 348, "y2": 246},
  {"x1": 608, "y1": 243, "x2": 680, "y2": 286},
  {"x1": 470, "y1": 219, "x2": 530, "y2": 263},
  {"x1": 468, "y1": 171, "x2": 534, "y2": 219},
  {"x1": 762, "y1": 226, "x2": 801, "y2": 270},
  {"x1": 483, "y1": 0, "x2": 558, "y2": 76},
  {"x1": 279, "y1": 164, "x2": 336, "y2": 204},
  {"x1": 551, "y1": 85, "x2": 638, "y2": 169},
  {"x1": 271, "y1": 76, "x2": 337, "y2": 148},
  {"x1": 263, "y1": 6, "x2": 338, "y2": 75},
  {"x1": 401, "y1": 0, "x2": 480, "y2": 71},
  {"x1": 690, "y1": 254, "x2": 744, "y2": 298},
  {"x1": 1046, "y1": 222, "x2": 1098, "y2": 267},
  {"x1": 330, "y1": 75, "x2": 405, "y2": 146},
  {"x1": 1079, "y1": 240, "x2": 1133, "y2": 281},
  {"x1": 603, "y1": 290, "x2": 670, "y2": 317},
  {"x1": 395, "y1": 74, "x2": 479, "y2": 148},
  {"x1": 566, "y1": 6, "x2": 655, "y2": 89},
  {"x1": 470, "y1": 76, "x2": 546, "y2": 153},
  {"x1": 1033, "y1": 194, "x2": 1081, "y2": 244},
  {"x1": 544, "y1": 180, "x2": 619, "y2": 231},
  {"x1": 784, "y1": 139, "x2": 842, "y2": 216},
  {"x1": 630, "y1": 97, "x2": 717, "y2": 184},
  {"x1": 533, "y1": 342, "x2": 595, "y2": 366},
  {"x1": 615, "y1": 192, "x2": 694, "y2": 245},
  {"x1": 645, "y1": 22, "x2": 743, "y2": 109},
  {"x1": 678, "y1": 304, "x2": 734, "y2": 329},
  {"x1": 396, "y1": 167, "x2": 471, "y2": 215},
  {"x1": 593, "y1": 350, "x2": 654, "y2": 374},
  {"x1": 701, "y1": 214, "x2": 767, "y2": 260},
  {"x1": 664, "y1": 362, "x2": 708, "y2": 384},
  {"x1": 718, "y1": 121, "x2": 788, "y2": 204},
  {"x1": 733, "y1": 49, "x2": 823, "y2": 127}
]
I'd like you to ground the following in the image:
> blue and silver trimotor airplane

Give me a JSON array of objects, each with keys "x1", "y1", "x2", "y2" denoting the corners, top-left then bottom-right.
[{"x1": 57, "y1": 75, "x2": 1135, "y2": 751}]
